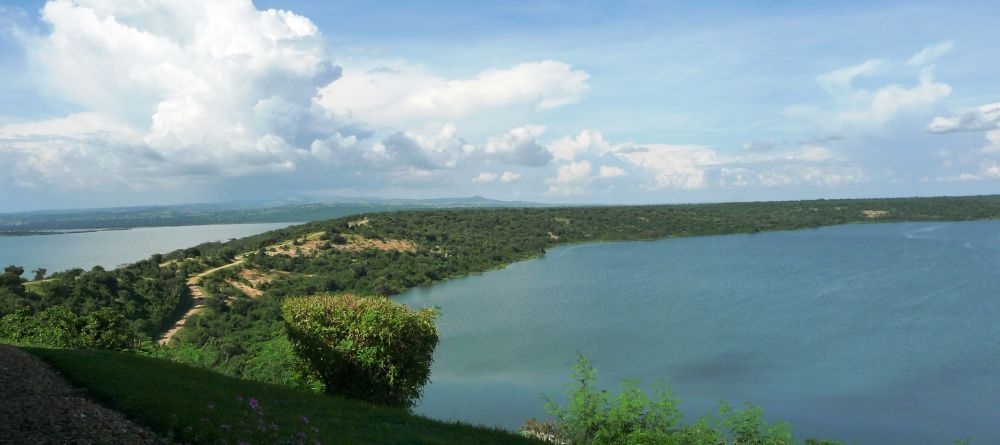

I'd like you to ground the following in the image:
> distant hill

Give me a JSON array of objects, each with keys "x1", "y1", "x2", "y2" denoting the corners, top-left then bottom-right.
[{"x1": 0, "y1": 196, "x2": 550, "y2": 233}]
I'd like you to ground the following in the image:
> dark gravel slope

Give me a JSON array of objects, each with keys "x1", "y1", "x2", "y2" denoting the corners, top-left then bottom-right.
[{"x1": 0, "y1": 344, "x2": 166, "y2": 445}]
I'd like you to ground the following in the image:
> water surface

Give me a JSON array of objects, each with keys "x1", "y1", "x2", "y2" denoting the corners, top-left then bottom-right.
[
  {"x1": 0, "y1": 223, "x2": 295, "y2": 276},
  {"x1": 396, "y1": 221, "x2": 1000, "y2": 444}
]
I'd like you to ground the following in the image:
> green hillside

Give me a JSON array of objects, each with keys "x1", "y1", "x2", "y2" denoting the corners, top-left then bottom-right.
[{"x1": 26, "y1": 347, "x2": 539, "y2": 445}]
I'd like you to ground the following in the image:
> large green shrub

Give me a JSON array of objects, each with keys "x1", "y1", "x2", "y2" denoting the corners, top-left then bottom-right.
[{"x1": 282, "y1": 293, "x2": 439, "y2": 407}]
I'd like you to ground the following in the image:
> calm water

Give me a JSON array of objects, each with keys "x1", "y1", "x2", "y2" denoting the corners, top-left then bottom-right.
[
  {"x1": 0, "y1": 223, "x2": 295, "y2": 276},
  {"x1": 396, "y1": 221, "x2": 1000, "y2": 444}
]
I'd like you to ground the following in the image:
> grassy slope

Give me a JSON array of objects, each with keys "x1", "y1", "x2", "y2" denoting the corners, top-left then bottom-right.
[{"x1": 26, "y1": 347, "x2": 540, "y2": 445}]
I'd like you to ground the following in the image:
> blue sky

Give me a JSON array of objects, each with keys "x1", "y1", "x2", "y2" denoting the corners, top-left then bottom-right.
[{"x1": 1, "y1": 0, "x2": 999, "y2": 212}]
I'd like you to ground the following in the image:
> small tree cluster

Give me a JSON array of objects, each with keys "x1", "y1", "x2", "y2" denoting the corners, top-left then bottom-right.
[
  {"x1": 0, "y1": 306, "x2": 143, "y2": 350},
  {"x1": 282, "y1": 293, "x2": 439, "y2": 407}
]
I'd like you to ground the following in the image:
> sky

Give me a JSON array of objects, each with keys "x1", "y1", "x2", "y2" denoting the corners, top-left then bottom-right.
[{"x1": 1, "y1": 0, "x2": 999, "y2": 212}]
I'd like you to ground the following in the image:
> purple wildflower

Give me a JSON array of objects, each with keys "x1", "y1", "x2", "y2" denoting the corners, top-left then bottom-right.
[
  {"x1": 249, "y1": 397, "x2": 259, "y2": 411},
  {"x1": 299, "y1": 415, "x2": 309, "y2": 424}
]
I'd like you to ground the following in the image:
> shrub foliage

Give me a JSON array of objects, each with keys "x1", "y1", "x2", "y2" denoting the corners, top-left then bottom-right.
[
  {"x1": 282, "y1": 293, "x2": 439, "y2": 407},
  {"x1": 0, "y1": 305, "x2": 142, "y2": 350},
  {"x1": 535, "y1": 355, "x2": 814, "y2": 445}
]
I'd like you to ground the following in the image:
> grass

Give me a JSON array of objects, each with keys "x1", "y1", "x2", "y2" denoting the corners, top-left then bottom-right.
[{"x1": 26, "y1": 347, "x2": 541, "y2": 445}]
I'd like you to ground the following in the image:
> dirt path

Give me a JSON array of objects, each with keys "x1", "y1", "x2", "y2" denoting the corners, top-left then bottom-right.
[
  {"x1": 157, "y1": 260, "x2": 243, "y2": 345},
  {"x1": 0, "y1": 344, "x2": 165, "y2": 444}
]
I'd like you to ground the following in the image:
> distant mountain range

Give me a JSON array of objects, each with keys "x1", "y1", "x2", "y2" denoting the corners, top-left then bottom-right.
[{"x1": 0, "y1": 196, "x2": 551, "y2": 234}]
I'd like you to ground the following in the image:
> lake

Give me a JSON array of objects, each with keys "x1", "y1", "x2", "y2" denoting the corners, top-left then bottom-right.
[
  {"x1": 0, "y1": 223, "x2": 296, "y2": 276},
  {"x1": 395, "y1": 221, "x2": 1000, "y2": 444}
]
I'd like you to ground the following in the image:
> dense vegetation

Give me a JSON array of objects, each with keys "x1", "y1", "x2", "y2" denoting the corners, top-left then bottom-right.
[
  {"x1": 4, "y1": 195, "x2": 1000, "y2": 441},
  {"x1": 1, "y1": 261, "x2": 192, "y2": 338},
  {"x1": 27, "y1": 347, "x2": 539, "y2": 445}
]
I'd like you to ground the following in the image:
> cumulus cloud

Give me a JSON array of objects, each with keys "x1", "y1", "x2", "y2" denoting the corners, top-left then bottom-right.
[
  {"x1": 554, "y1": 135, "x2": 862, "y2": 191},
  {"x1": 309, "y1": 132, "x2": 360, "y2": 163},
  {"x1": 927, "y1": 102, "x2": 1000, "y2": 133},
  {"x1": 598, "y1": 165, "x2": 626, "y2": 178},
  {"x1": 483, "y1": 125, "x2": 552, "y2": 166},
  {"x1": 907, "y1": 41, "x2": 955, "y2": 67},
  {"x1": 318, "y1": 60, "x2": 589, "y2": 129},
  {"x1": 472, "y1": 171, "x2": 521, "y2": 184},
  {"x1": 500, "y1": 171, "x2": 522, "y2": 183},
  {"x1": 547, "y1": 160, "x2": 593, "y2": 195},
  {"x1": 817, "y1": 59, "x2": 889, "y2": 92},
  {"x1": 613, "y1": 144, "x2": 721, "y2": 190},
  {"x1": 789, "y1": 68, "x2": 951, "y2": 132},
  {"x1": 1, "y1": 0, "x2": 341, "y2": 188},
  {"x1": 378, "y1": 123, "x2": 473, "y2": 169},
  {"x1": 547, "y1": 129, "x2": 612, "y2": 161},
  {"x1": 471, "y1": 172, "x2": 498, "y2": 183}
]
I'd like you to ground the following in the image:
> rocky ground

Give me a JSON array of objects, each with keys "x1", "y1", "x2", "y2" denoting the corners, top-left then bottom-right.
[{"x1": 0, "y1": 344, "x2": 167, "y2": 445}]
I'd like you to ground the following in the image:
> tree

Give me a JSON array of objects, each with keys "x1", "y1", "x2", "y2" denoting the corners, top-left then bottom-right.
[
  {"x1": 282, "y1": 294, "x2": 439, "y2": 407},
  {"x1": 0, "y1": 265, "x2": 26, "y2": 297},
  {"x1": 32, "y1": 268, "x2": 47, "y2": 281}
]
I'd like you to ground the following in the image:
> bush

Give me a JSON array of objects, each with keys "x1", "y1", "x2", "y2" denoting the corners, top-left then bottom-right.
[
  {"x1": 0, "y1": 306, "x2": 142, "y2": 350},
  {"x1": 539, "y1": 354, "x2": 802, "y2": 445},
  {"x1": 282, "y1": 294, "x2": 439, "y2": 407}
]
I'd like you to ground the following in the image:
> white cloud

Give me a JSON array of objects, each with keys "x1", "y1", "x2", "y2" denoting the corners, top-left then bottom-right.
[
  {"x1": 472, "y1": 171, "x2": 521, "y2": 183},
  {"x1": 613, "y1": 144, "x2": 720, "y2": 190},
  {"x1": 318, "y1": 60, "x2": 589, "y2": 129},
  {"x1": 471, "y1": 172, "x2": 498, "y2": 183},
  {"x1": 598, "y1": 165, "x2": 626, "y2": 178},
  {"x1": 927, "y1": 102, "x2": 1000, "y2": 133},
  {"x1": 309, "y1": 132, "x2": 359, "y2": 163},
  {"x1": 789, "y1": 68, "x2": 952, "y2": 132},
  {"x1": 379, "y1": 123, "x2": 473, "y2": 169},
  {"x1": 499, "y1": 171, "x2": 521, "y2": 183},
  {"x1": 784, "y1": 145, "x2": 838, "y2": 162},
  {"x1": 982, "y1": 129, "x2": 1000, "y2": 154},
  {"x1": 907, "y1": 41, "x2": 955, "y2": 67},
  {"x1": 817, "y1": 59, "x2": 889, "y2": 92},
  {"x1": 2, "y1": 0, "x2": 341, "y2": 188},
  {"x1": 547, "y1": 160, "x2": 592, "y2": 195},
  {"x1": 547, "y1": 129, "x2": 612, "y2": 162},
  {"x1": 741, "y1": 140, "x2": 778, "y2": 152},
  {"x1": 483, "y1": 125, "x2": 552, "y2": 166}
]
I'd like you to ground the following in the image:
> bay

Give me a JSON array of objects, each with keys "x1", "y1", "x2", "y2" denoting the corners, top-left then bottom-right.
[
  {"x1": 395, "y1": 221, "x2": 1000, "y2": 444},
  {"x1": 0, "y1": 223, "x2": 296, "y2": 276}
]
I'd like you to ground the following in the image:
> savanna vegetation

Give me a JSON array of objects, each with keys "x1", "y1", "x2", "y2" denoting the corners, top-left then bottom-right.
[{"x1": 5, "y1": 195, "x2": 1000, "y2": 442}]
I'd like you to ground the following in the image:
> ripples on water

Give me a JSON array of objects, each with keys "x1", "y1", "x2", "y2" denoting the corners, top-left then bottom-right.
[{"x1": 395, "y1": 221, "x2": 1000, "y2": 445}]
